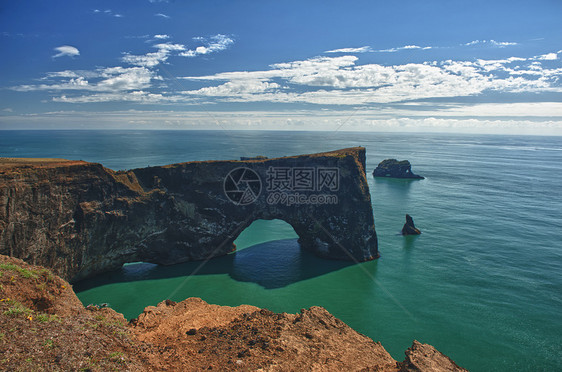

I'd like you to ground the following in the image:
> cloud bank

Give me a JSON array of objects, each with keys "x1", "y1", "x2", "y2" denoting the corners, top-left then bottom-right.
[{"x1": 7, "y1": 39, "x2": 562, "y2": 134}]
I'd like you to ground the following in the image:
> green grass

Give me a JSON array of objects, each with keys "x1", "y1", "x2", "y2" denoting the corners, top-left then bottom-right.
[
  {"x1": 35, "y1": 313, "x2": 61, "y2": 323},
  {"x1": 0, "y1": 263, "x2": 39, "y2": 279},
  {"x1": 108, "y1": 351, "x2": 125, "y2": 363},
  {"x1": 3, "y1": 300, "x2": 33, "y2": 317},
  {"x1": 43, "y1": 339, "x2": 55, "y2": 349}
]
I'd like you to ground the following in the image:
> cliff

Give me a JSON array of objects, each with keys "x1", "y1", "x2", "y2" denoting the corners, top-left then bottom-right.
[
  {"x1": 0, "y1": 148, "x2": 378, "y2": 282},
  {"x1": 0, "y1": 255, "x2": 468, "y2": 371}
]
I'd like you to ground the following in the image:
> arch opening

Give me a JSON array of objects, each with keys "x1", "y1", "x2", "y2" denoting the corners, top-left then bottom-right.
[{"x1": 233, "y1": 219, "x2": 298, "y2": 251}]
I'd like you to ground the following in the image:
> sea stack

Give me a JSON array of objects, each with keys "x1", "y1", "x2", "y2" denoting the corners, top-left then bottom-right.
[
  {"x1": 402, "y1": 214, "x2": 421, "y2": 235},
  {"x1": 373, "y1": 159, "x2": 424, "y2": 179}
]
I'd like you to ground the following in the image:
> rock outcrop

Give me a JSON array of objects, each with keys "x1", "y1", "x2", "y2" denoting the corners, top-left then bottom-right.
[
  {"x1": 402, "y1": 214, "x2": 421, "y2": 235},
  {"x1": 373, "y1": 159, "x2": 424, "y2": 179},
  {"x1": 0, "y1": 254, "x2": 468, "y2": 371},
  {"x1": 0, "y1": 148, "x2": 378, "y2": 282}
]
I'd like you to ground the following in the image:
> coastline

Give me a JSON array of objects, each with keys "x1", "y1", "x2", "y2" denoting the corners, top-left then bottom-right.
[{"x1": 0, "y1": 254, "x2": 467, "y2": 371}]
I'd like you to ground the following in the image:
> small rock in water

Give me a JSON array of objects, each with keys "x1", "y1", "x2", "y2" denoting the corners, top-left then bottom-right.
[
  {"x1": 402, "y1": 214, "x2": 421, "y2": 235},
  {"x1": 373, "y1": 159, "x2": 424, "y2": 179}
]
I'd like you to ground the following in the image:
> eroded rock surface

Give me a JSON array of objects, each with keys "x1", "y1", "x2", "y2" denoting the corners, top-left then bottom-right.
[
  {"x1": 399, "y1": 340, "x2": 468, "y2": 372},
  {"x1": 0, "y1": 148, "x2": 378, "y2": 282}
]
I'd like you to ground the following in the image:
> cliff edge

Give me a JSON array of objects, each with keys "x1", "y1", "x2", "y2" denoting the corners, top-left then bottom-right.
[{"x1": 0, "y1": 255, "x2": 467, "y2": 371}]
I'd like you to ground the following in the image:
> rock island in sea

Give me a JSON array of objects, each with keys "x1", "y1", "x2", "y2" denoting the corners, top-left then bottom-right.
[{"x1": 373, "y1": 159, "x2": 424, "y2": 179}]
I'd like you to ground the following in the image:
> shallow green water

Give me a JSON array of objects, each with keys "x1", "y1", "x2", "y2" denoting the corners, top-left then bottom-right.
[{"x1": 2, "y1": 130, "x2": 561, "y2": 371}]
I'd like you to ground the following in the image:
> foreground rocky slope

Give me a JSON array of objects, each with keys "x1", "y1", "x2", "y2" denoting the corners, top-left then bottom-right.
[
  {"x1": 0, "y1": 255, "x2": 467, "y2": 371},
  {"x1": 0, "y1": 148, "x2": 378, "y2": 282}
]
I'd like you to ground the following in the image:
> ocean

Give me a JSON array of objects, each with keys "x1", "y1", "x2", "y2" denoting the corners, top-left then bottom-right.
[{"x1": 1, "y1": 130, "x2": 561, "y2": 371}]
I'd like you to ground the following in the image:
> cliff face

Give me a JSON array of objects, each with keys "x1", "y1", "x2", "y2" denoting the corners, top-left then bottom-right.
[{"x1": 0, "y1": 148, "x2": 378, "y2": 282}]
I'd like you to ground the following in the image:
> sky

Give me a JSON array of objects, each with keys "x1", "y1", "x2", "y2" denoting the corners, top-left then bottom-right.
[{"x1": 1, "y1": 0, "x2": 562, "y2": 134}]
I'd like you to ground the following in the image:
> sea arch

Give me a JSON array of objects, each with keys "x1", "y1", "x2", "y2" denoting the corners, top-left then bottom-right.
[{"x1": 0, "y1": 148, "x2": 379, "y2": 282}]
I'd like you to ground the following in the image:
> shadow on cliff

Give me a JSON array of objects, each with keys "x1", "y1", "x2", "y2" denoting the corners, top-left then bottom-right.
[{"x1": 73, "y1": 239, "x2": 354, "y2": 291}]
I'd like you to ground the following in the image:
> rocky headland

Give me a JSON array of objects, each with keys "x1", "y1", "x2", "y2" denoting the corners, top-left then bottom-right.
[
  {"x1": 373, "y1": 159, "x2": 424, "y2": 179},
  {"x1": 0, "y1": 255, "x2": 467, "y2": 371},
  {"x1": 0, "y1": 148, "x2": 378, "y2": 282}
]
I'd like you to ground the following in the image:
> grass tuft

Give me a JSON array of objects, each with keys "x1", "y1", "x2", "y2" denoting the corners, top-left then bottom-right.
[
  {"x1": 3, "y1": 300, "x2": 33, "y2": 317},
  {"x1": 0, "y1": 263, "x2": 39, "y2": 279},
  {"x1": 35, "y1": 313, "x2": 61, "y2": 323}
]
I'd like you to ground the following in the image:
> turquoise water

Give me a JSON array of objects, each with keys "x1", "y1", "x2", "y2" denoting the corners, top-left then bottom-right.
[{"x1": 1, "y1": 130, "x2": 561, "y2": 371}]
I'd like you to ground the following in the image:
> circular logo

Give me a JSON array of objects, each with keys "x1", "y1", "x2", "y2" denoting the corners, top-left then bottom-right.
[{"x1": 223, "y1": 167, "x2": 262, "y2": 205}]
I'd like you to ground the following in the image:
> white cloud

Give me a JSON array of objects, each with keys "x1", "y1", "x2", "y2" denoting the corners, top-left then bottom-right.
[
  {"x1": 179, "y1": 34, "x2": 234, "y2": 57},
  {"x1": 393, "y1": 102, "x2": 562, "y2": 117},
  {"x1": 463, "y1": 40, "x2": 518, "y2": 47},
  {"x1": 377, "y1": 45, "x2": 432, "y2": 53},
  {"x1": 179, "y1": 51, "x2": 562, "y2": 105},
  {"x1": 490, "y1": 40, "x2": 517, "y2": 47},
  {"x1": 12, "y1": 67, "x2": 157, "y2": 92},
  {"x1": 155, "y1": 13, "x2": 170, "y2": 19},
  {"x1": 122, "y1": 42, "x2": 186, "y2": 67},
  {"x1": 183, "y1": 81, "x2": 280, "y2": 96},
  {"x1": 4, "y1": 109, "x2": 561, "y2": 135},
  {"x1": 536, "y1": 52, "x2": 558, "y2": 61},
  {"x1": 325, "y1": 46, "x2": 372, "y2": 53},
  {"x1": 53, "y1": 45, "x2": 80, "y2": 58},
  {"x1": 2, "y1": 108, "x2": 13, "y2": 112},
  {"x1": 93, "y1": 9, "x2": 123, "y2": 18},
  {"x1": 13, "y1": 33, "x2": 236, "y2": 100},
  {"x1": 53, "y1": 91, "x2": 172, "y2": 104}
]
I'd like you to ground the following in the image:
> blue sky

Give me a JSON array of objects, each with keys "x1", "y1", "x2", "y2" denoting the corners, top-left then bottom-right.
[{"x1": 1, "y1": 0, "x2": 561, "y2": 134}]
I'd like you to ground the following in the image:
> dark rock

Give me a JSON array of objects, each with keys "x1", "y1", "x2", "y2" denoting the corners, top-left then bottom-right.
[
  {"x1": 0, "y1": 148, "x2": 378, "y2": 282},
  {"x1": 186, "y1": 328, "x2": 197, "y2": 335},
  {"x1": 401, "y1": 214, "x2": 421, "y2": 235},
  {"x1": 373, "y1": 159, "x2": 424, "y2": 179},
  {"x1": 240, "y1": 156, "x2": 268, "y2": 161}
]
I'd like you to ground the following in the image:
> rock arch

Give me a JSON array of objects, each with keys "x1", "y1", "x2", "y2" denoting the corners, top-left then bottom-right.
[{"x1": 0, "y1": 148, "x2": 378, "y2": 282}]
